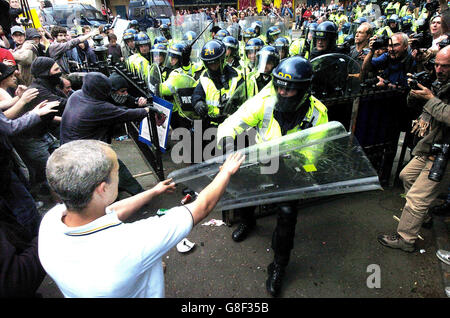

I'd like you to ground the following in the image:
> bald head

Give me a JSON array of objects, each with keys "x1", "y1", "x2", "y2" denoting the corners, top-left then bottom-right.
[{"x1": 435, "y1": 45, "x2": 450, "y2": 83}]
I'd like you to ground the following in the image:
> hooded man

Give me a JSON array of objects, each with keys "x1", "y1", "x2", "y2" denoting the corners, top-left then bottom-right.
[{"x1": 60, "y1": 72, "x2": 150, "y2": 195}]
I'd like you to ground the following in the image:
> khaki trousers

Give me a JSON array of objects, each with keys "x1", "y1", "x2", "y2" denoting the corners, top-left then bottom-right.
[{"x1": 397, "y1": 156, "x2": 450, "y2": 243}]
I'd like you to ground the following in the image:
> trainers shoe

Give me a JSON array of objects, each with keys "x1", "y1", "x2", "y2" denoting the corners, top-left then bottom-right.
[
  {"x1": 377, "y1": 233, "x2": 415, "y2": 252},
  {"x1": 436, "y1": 250, "x2": 450, "y2": 266}
]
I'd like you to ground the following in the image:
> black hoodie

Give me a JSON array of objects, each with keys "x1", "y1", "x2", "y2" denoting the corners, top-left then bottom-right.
[{"x1": 60, "y1": 72, "x2": 148, "y2": 144}]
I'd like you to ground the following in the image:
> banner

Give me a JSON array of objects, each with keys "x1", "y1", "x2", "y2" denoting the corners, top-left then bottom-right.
[
  {"x1": 256, "y1": 0, "x2": 262, "y2": 14},
  {"x1": 139, "y1": 96, "x2": 173, "y2": 152}
]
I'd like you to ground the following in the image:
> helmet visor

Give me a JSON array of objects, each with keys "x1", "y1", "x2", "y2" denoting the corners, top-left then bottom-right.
[
  {"x1": 256, "y1": 51, "x2": 279, "y2": 75},
  {"x1": 164, "y1": 50, "x2": 182, "y2": 70},
  {"x1": 151, "y1": 51, "x2": 166, "y2": 66}
]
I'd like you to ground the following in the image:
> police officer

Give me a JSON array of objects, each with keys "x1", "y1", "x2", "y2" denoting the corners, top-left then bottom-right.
[
  {"x1": 290, "y1": 22, "x2": 318, "y2": 59},
  {"x1": 245, "y1": 38, "x2": 265, "y2": 74},
  {"x1": 127, "y1": 32, "x2": 151, "y2": 81},
  {"x1": 247, "y1": 45, "x2": 280, "y2": 97},
  {"x1": 377, "y1": 14, "x2": 400, "y2": 37},
  {"x1": 214, "y1": 29, "x2": 231, "y2": 42},
  {"x1": 192, "y1": 40, "x2": 244, "y2": 127},
  {"x1": 150, "y1": 43, "x2": 168, "y2": 78},
  {"x1": 309, "y1": 21, "x2": 340, "y2": 59},
  {"x1": 121, "y1": 28, "x2": 137, "y2": 60},
  {"x1": 274, "y1": 37, "x2": 290, "y2": 60},
  {"x1": 266, "y1": 25, "x2": 282, "y2": 45},
  {"x1": 160, "y1": 42, "x2": 202, "y2": 129},
  {"x1": 153, "y1": 35, "x2": 169, "y2": 48},
  {"x1": 241, "y1": 27, "x2": 258, "y2": 58},
  {"x1": 160, "y1": 24, "x2": 172, "y2": 41},
  {"x1": 217, "y1": 56, "x2": 328, "y2": 297},
  {"x1": 223, "y1": 35, "x2": 242, "y2": 69}
]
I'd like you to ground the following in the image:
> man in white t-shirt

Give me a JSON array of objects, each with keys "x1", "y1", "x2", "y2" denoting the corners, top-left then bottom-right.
[{"x1": 38, "y1": 139, "x2": 244, "y2": 298}]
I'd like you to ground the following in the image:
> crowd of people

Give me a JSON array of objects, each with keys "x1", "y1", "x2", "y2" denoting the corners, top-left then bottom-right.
[{"x1": 0, "y1": 0, "x2": 450, "y2": 299}]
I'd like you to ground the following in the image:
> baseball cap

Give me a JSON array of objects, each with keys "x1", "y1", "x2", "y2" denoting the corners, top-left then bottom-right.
[{"x1": 11, "y1": 26, "x2": 25, "y2": 35}]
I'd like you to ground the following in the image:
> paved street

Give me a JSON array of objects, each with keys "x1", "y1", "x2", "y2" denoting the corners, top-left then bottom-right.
[{"x1": 36, "y1": 135, "x2": 450, "y2": 298}]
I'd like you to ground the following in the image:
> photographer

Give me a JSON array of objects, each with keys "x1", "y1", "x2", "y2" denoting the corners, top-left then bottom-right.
[
  {"x1": 378, "y1": 45, "x2": 450, "y2": 252},
  {"x1": 361, "y1": 32, "x2": 416, "y2": 87}
]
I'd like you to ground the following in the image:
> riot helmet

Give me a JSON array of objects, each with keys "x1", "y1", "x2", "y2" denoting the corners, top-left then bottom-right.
[
  {"x1": 377, "y1": 15, "x2": 386, "y2": 28},
  {"x1": 245, "y1": 37, "x2": 264, "y2": 69},
  {"x1": 274, "y1": 37, "x2": 290, "y2": 60},
  {"x1": 183, "y1": 31, "x2": 197, "y2": 44},
  {"x1": 272, "y1": 56, "x2": 313, "y2": 113},
  {"x1": 154, "y1": 35, "x2": 168, "y2": 47},
  {"x1": 214, "y1": 29, "x2": 231, "y2": 41},
  {"x1": 130, "y1": 20, "x2": 139, "y2": 30},
  {"x1": 266, "y1": 25, "x2": 282, "y2": 45},
  {"x1": 160, "y1": 24, "x2": 171, "y2": 40},
  {"x1": 401, "y1": 15, "x2": 413, "y2": 32},
  {"x1": 135, "y1": 32, "x2": 151, "y2": 58},
  {"x1": 150, "y1": 43, "x2": 167, "y2": 67},
  {"x1": 313, "y1": 21, "x2": 337, "y2": 51},
  {"x1": 388, "y1": 14, "x2": 400, "y2": 31},
  {"x1": 123, "y1": 28, "x2": 137, "y2": 41},
  {"x1": 200, "y1": 39, "x2": 226, "y2": 76},
  {"x1": 123, "y1": 28, "x2": 137, "y2": 49},
  {"x1": 340, "y1": 22, "x2": 351, "y2": 35},
  {"x1": 255, "y1": 45, "x2": 280, "y2": 76},
  {"x1": 306, "y1": 22, "x2": 319, "y2": 41},
  {"x1": 223, "y1": 35, "x2": 239, "y2": 65},
  {"x1": 251, "y1": 21, "x2": 263, "y2": 36},
  {"x1": 164, "y1": 42, "x2": 187, "y2": 70},
  {"x1": 243, "y1": 27, "x2": 257, "y2": 43}
]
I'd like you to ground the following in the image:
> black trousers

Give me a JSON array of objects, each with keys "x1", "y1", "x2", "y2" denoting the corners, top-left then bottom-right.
[
  {"x1": 118, "y1": 159, "x2": 144, "y2": 196},
  {"x1": 237, "y1": 200, "x2": 299, "y2": 266}
]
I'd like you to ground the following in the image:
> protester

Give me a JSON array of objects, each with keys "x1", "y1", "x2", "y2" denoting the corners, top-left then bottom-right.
[{"x1": 38, "y1": 140, "x2": 244, "y2": 297}]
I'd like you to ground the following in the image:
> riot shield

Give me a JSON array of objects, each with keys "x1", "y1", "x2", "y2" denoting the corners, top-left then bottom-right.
[
  {"x1": 310, "y1": 53, "x2": 361, "y2": 100},
  {"x1": 168, "y1": 121, "x2": 381, "y2": 210},
  {"x1": 226, "y1": 22, "x2": 241, "y2": 40},
  {"x1": 170, "y1": 13, "x2": 212, "y2": 63},
  {"x1": 148, "y1": 63, "x2": 162, "y2": 97},
  {"x1": 365, "y1": 4, "x2": 381, "y2": 23},
  {"x1": 223, "y1": 80, "x2": 249, "y2": 115},
  {"x1": 170, "y1": 73, "x2": 198, "y2": 117}
]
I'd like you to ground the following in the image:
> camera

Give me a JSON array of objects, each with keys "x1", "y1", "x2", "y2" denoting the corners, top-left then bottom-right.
[
  {"x1": 410, "y1": 32, "x2": 433, "y2": 50},
  {"x1": 372, "y1": 35, "x2": 389, "y2": 50},
  {"x1": 429, "y1": 143, "x2": 450, "y2": 182},
  {"x1": 425, "y1": 0, "x2": 440, "y2": 13},
  {"x1": 408, "y1": 71, "x2": 434, "y2": 90}
]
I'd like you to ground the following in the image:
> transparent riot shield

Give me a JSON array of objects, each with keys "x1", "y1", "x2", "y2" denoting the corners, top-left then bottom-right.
[
  {"x1": 148, "y1": 63, "x2": 162, "y2": 97},
  {"x1": 223, "y1": 80, "x2": 249, "y2": 115},
  {"x1": 226, "y1": 22, "x2": 241, "y2": 40},
  {"x1": 147, "y1": 27, "x2": 165, "y2": 47},
  {"x1": 310, "y1": 53, "x2": 361, "y2": 100},
  {"x1": 171, "y1": 13, "x2": 212, "y2": 63},
  {"x1": 168, "y1": 121, "x2": 381, "y2": 210},
  {"x1": 365, "y1": 4, "x2": 381, "y2": 23}
]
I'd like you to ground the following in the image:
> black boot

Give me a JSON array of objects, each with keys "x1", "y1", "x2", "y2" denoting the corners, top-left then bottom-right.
[
  {"x1": 231, "y1": 222, "x2": 255, "y2": 242},
  {"x1": 430, "y1": 201, "x2": 450, "y2": 216},
  {"x1": 266, "y1": 261, "x2": 286, "y2": 297}
]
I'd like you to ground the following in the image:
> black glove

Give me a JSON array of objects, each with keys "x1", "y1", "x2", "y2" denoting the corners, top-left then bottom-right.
[{"x1": 194, "y1": 101, "x2": 208, "y2": 118}]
